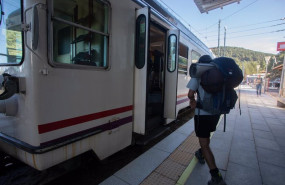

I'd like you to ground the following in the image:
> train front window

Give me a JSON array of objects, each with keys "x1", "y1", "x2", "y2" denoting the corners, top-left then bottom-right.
[
  {"x1": 52, "y1": 0, "x2": 109, "y2": 68},
  {"x1": 0, "y1": 0, "x2": 23, "y2": 65}
]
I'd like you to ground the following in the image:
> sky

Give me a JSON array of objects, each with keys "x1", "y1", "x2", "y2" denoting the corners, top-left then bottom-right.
[{"x1": 157, "y1": 0, "x2": 285, "y2": 54}]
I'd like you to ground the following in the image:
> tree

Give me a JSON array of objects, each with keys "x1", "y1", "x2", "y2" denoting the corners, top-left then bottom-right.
[{"x1": 210, "y1": 46, "x2": 274, "y2": 75}]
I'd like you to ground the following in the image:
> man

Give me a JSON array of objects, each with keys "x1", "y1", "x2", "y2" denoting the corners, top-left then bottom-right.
[
  {"x1": 255, "y1": 75, "x2": 262, "y2": 96},
  {"x1": 187, "y1": 55, "x2": 226, "y2": 185}
]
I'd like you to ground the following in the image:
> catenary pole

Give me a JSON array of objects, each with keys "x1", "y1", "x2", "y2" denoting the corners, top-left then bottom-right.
[
  {"x1": 218, "y1": 19, "x2": 221, "y2": 56},
  {"x1": 223, "y1": 26, "x2": 227, "y2": 56}
]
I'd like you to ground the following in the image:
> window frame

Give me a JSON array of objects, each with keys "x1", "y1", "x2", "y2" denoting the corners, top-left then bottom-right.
[
  {"x1": 167, "y1": 34, "x2": 177, "y2": 73},
  {"x1": 178, "y1": 42, "x2": 189, "y2": 75},
  {"x1": 178, "y1": 56, "x2": 188, "y2": 75},
  {"x1": 135, "y1": 14, "x2": 146, "y2": 69},
  {"x1": 191, "y1": 50, "x2": 201, "y2": 64},
  {"x1": 48, "y1": 0, "x2": 111, "y2": 70},
  {"x1": 0, "y1": 0, "x2": 24, "y2": 66}
]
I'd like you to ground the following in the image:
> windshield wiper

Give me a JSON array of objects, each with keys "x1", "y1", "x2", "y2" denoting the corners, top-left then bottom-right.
[{"x1": 0, "y1": 0, "x2": 3, "y2": 26}]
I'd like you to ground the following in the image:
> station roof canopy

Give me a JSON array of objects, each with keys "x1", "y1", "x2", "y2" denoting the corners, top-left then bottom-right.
[{"x1": 194, "y1": 0, "x2": 241, "y2": 13}]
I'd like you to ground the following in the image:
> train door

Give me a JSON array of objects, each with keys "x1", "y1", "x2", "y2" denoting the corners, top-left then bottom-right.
[
  {"x1": 134, "y1": 7, "x2": 166, "y2": 135},
  {"x1": 164, "y1": 30, "x2": 179, "y2": 120},
  {"x1": 134, "y1": 7, "x2": 178, "y2": 135},
  {"x1": 146, "y1": 23, "x2": 166, "y2": 132},
  {"x1": 134, "y1": 7, "x2": 149, "y2": 135}
]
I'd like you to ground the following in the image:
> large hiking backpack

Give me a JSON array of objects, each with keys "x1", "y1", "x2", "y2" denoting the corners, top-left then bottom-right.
[
  {"x1": 194, "y1": 57, "x2": 243, "y2": 131},
  {"x1": 199, "y1": 57, "x2": 243, "y2": 114}
]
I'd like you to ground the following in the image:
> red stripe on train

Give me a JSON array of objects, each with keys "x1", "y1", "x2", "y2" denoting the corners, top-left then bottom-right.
[
  {"x1": 38, "y1": 105, "x2": 133, "y2": 134},
  {"x1": 176, "y1": 98, "x2": 189, "y2": 105}
]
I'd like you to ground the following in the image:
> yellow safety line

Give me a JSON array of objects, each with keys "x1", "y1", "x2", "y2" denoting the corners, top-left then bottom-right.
[
  {"x1": 176, "y1": 158, "x2": 198, "y2": 185},
  {"x1": 176, "y1": 115, "x2": 224, "y2": 185}
]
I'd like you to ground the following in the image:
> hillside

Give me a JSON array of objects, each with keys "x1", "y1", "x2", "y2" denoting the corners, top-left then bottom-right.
[
  {"x1": 210, "y1": 47, "x2": 283, "y2": 78},
  {"x1": 210, "y1": 47, "x2": 273, "y2": 63}
]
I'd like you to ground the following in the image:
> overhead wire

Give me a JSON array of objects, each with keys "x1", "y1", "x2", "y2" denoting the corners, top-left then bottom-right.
[
  {"x1": 157, "y1": 0, "x2": 205, "y2": 37},
  {"x1": 199, "y1": 17, "x2": 285, "y2": 34},
  {"x1": 221, "y1": 0, "x2": 259, "y2": 21},
  {"x1": 205, "y1": 22, "x2": 285, "y2": 38},
  {"x1": 228, "y1": 18, "x2": 285, "y2": 30},
  {"x1": 198, "y1": 0, "x2": 260, "y2": 33},
  {"x1": 206, "y1": 29, "x2": 285, "y2": 42},
  {"x1": 155, "y1": 0, "x2": 282, "y2": 48}
]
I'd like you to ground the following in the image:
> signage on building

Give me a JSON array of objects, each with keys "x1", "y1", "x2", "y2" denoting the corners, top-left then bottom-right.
[{"x1": 277, "y1": 42, "x2": 285, "y2": 51}]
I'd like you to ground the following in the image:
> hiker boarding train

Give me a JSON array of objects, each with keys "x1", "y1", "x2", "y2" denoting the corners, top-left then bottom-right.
[{"x1": 0, "y1": 0, "x2": 213, "y2": 170}]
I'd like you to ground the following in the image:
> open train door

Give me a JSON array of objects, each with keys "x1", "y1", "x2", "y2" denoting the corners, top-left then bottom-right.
[
  {"x1": 133, "y1": 7, "x2": 150, "y2": 135},
  {"x1": 164, "y1": 29, "x2": 179, "y2": 121}
]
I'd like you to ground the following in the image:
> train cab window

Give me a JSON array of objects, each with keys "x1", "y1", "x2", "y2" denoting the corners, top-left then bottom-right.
[
  {"x1": 0, "y1": 0, "x2": 23, "y2": 65},
  {"x1": 167, "y1": 34, "x2": 177, "y2": 72},
  {"x1": 191, "y1": 50, "x2": 201, "y2": 64},
  {"x1": 52, "y1": 0, "x2": 109, "y2": 68},
  {"x1": 135, "y1": 15, "x2": 146, "y2": 69},
  {"x1": 178, "y1": 43, "x2": 188, "y2": 75}
]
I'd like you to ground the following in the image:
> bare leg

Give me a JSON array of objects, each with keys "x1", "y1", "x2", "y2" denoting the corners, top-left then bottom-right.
[{"x1": 198, "y1": 137, "x2": 217, "y2": 170}]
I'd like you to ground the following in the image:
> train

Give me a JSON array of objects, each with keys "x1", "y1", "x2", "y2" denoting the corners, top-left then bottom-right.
[{"x1": 0, "y1": 0, "x2": 213, "y2": 170}]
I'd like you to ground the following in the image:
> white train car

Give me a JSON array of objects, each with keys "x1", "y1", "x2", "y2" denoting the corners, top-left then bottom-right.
[{"x1": 0, "y1": 0, "x2": 213, "y2": 170}]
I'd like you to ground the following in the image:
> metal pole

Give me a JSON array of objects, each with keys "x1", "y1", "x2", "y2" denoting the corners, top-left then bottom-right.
[
  {"x1": 264, "y1": 56, "x2": 271, "y2": 93},
  {"x1": 242, "y1": 61, "x2": 245, "y2": 77},
  {"x1": 223, "y1": 26, "x2": 227, "y2": 56},
  {"x1": 218, "y1": 19, "x2": 221, "y2": 56},
  {"x1": 279, "y1": 55, "x2": 285, "y2": 97},
  {"x1": 265, "y1": 63, "x2": 268, "y2": 93}
]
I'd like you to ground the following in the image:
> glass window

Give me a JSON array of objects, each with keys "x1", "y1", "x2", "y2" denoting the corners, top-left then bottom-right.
[
  {"x1": 191, "y1": 50, "x2": 201, "y2": 64},
  {"x1": 167, "y1": 34, "x2": 177, "y2": 72},
  {"x1": 52, "y1": 0, "x2": 109, "y2": 68},
  {"x1": 135, "y1": 15, "x2": 146, "y2": 69},
  {"x1": 0, "y1": 0, "x2": 23, "y2": 65},
  {"x1": 178, "y1": 56, "x2": 188, "y2": 75},
  {"x1": 178, "y1": 43, "x2": 188, "y2": 75}
]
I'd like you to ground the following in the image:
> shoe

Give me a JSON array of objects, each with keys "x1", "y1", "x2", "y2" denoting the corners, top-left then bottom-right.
[
  {"x1": 195, "y1": 149, "x2": 205, "y2": 164},
  {"x1": 208, "y1": 175, "x2": 227, "y2": 185}
]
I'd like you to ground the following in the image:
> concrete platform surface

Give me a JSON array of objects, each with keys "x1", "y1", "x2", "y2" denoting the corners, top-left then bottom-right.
[
  {"x1": 100, "y1": 86, "x2": 285, "y2": 185},
  {"x1": 186, "y1": 86, "x2": 285, "y2": 185}
]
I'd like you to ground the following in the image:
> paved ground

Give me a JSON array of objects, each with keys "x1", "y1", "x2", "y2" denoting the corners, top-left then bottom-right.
[
  {"x1": 186, "y1": 85, "x2": 285, "y2": 185},
  {"x1": 100, "y1": 85, "x2": 285, "y2": 185}
]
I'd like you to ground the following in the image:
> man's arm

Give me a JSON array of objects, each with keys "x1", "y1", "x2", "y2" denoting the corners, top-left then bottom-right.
[{"x1": 188, "y1": 89, "x2": 196, "y2": 110}]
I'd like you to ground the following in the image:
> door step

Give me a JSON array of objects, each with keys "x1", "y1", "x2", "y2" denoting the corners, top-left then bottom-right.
[{"x1": 135, "y1": 126, "x2": 170, "y2": 145}]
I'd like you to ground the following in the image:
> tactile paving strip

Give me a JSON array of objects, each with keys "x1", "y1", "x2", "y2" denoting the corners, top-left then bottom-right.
[
  {"x1": 140, "y1": 172, "x2": 176, "y2": 185},
  {"x1": 140, "y1": 131, "x2": 200, "y2": 185}
]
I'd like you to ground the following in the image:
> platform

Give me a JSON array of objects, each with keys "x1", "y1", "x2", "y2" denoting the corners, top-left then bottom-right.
[{"x1": 100, "y1": 85, "x2": 285, "y2": 185}]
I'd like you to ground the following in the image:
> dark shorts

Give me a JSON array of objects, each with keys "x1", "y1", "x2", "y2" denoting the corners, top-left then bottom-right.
[{"x1": 194, "y1": 115, "x2": 221, "y2": 138}]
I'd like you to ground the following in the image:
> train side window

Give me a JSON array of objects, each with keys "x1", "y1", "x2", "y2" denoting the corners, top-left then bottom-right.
[
  {"x1": 178, "y1": 43, "x2": 188, "y2": 75},
  {"x1": 52, "y1": 0, "x2": 109, "y2": 68},
  {"x1": 167, "y1": 34, "x2": 177, "y2": 72},
  {"x1": 135, "y1": 15, "x2": 146, "y2": 69},
  {"x1": 0, "y1": 0, "x2": 23, "y2": 65},
  {"x1": 191, "y1": 50, "x2": 201, "y2": 64}
]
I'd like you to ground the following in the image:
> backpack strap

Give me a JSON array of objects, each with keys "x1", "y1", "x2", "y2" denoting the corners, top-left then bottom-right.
[
  {"x1": 239, "y1": 85, "x2": 241, "y2": 115},
  {"x1": 196, "y1": 89, "x2": 201, "y2": 128},
  {"x1": 223, "y1": 114, "x2": 226, "y2": 132},
  {"x1": 222, "y1": 84, "x2": 226, "y2": 132}
]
